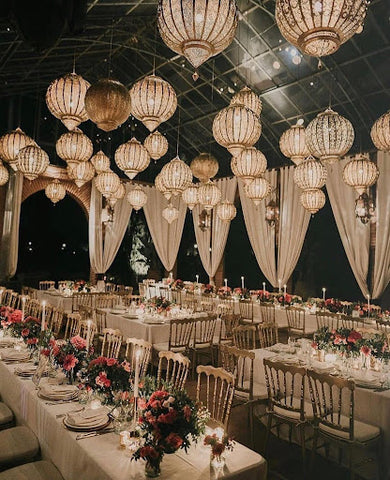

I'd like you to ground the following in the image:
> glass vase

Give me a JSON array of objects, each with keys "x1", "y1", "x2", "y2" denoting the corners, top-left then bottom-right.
[
  {"x1": 145, "y1": 457, "x2": 162, "y2": 478},
  {"x1": 210, "y1": 452, "x2": 226, "y2": 469}
]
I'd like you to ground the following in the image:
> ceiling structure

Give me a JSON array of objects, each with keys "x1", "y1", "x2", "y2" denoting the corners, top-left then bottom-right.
[{"x1": 0, "y1": 0, "x2": 389, "y2": 182}]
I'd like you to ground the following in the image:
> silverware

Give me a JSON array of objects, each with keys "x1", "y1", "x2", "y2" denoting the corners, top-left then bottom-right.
[
  {"x1": 45, "y1": 399, "x2": 78, "y2": 405},
  {"x1": 75, "y1": 428, "x2": 114, "y2": 440}
]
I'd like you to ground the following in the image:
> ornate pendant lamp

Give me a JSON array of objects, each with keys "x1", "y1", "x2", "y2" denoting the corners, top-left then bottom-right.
[
  {"x1": 294, "y1": 155, "x2": 327, "y2": 190},
  {"x1": 16, "y1": 145, "x2": 49, "y2": 181},
  {"x1": 0, "y1": 128, "x2": 35, "y2": 171},
  {"x1": 198, "y1": 181, "x2": 222, "y2": 211},
  {"x1": 130, "y1": 75, "x2": 177, "y2": 132},
  {"x1": 213, "y1": 105, "x2": 261, "y2": 156},
  {"x1": 342, "y1": 153, "x2": 379, "y2": 195},
  {"x1": 190, "y1": 153, "x2": 219, "y2": 183},
  {"x1": 0, "y1": 161, "x2": 9, "y2": 186},
  {"x1": 46, "y1": 73, "x2": 90, "y2": 131},
  {"x1": 95, "y1": 171, "x2": 121, "y2": 198},
  {"x1": 160, "y1": 156, "x2": 193, "y2": 196},
  {"x1": 265, "y1": 199, "x2": 279, "y2": 227},
  {"x1": 56, "y1": 128, "x2": 93, "y2": 168},
  {"x1": 45, "y1": 179, "x2": 66, "y2": 204},
  {"x1": 162, "y1": 203, "x2": 179, "y2": 224},
  {"x1": 231, "y1": 147, "x2": 267, "y2": 184},
  {"x1": 355, "y1": 192, "x2": 375, "y2": 224},
  {"x1": 68, "y1": 161, "x2": 95, "y2": 188},
  {"x1": 216, "y1": 199, "x2": 236, "y2": 222},
  {"x1": 108, "y1": 182, "x2": 126, "y2": 207},
  {"x1": 85, "y1": 79, "x2": 131, "y2": 132},
  {"x1": 127, "y1": 185, "x2": 148, "y2": 211},
  {"x1": 230, "y1": 86, "x2": 262, "y2": 117},
  {"x1": 182, "y1": 184, "x2": 199, "y2": 211},
  {"x1": 275, "y1": 0, "x2": 368, "y2": 57},
  {"x1": 90, "y1": 150, "x2": 111, "y2": 174},
  {"x1": 115, "y1": 138, "x2": 150, "y2": 180},
  {"x1": 157, "y1": 0, "x2": 238, "y2": 69},
  {"x1": 279, "y1": 123, "x2": 310, "y2": 165},
  {"x1": 300, "y1": 188, "x2": 325, "y2": 214},
  {"x1": 155, "y1": 172, "x2": 172, "y2": 200},
  {"x1": 245, "y1": 177, "x2": 271, "y2": 205},
  {"x1": 371, "y1": 110, "x2": 390, "y2": 152},
  {"x1": 306, "y1": 108, "x2": 354, "y2": 164},
  {"x1": 144, "y1": 131, "x2": 169, "y2": 160}
]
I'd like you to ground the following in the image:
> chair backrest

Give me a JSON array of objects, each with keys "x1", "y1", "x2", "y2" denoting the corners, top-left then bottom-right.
[
  {"x1": 168, "y1": 318, "x2": 194, "y2": 352},
  {"x1": 339, "y1": 315, "x2": 364, "y2": 330},
  {"x1": 193, "y1": 315, "x2": 218, "y2": 346},
  {"x1": 64, "y1": 313, "x2": 82, "y2": 339},
  {"x1": 157, "y1": 350, "x2": 190, "y2": 391},
  {"x1": 124, "y1": 337, "x2": 152, "y2": 378},
  {"x1": 196, "y1": 365, "x2": 235, "y2": 430},
  {"x1": 258, "y1": 322, "x2": 279, "y2": 349},
  {"x1": 79, "y1": 304, "x2": 93, "y2": 321},
  {"x1": 95, "y1": 309, "x2": 107, "y2": 334},
  {"x1": 79, "y1": 320, "x2": 97, "y2": 342},
  {"x1": 232, "y1": 325, "x2": 256, "y2": 350},
  {"x1": 39, "y1": 281, "x2": 55, "y2": 290},
  {"x1": 105, "y1": 282, "x2": 116, "y2": 292},
  {"x1": 170, "y1": 289, "x2": 182, "y2": 305},
  {"x1": 101, "y1": 328, "x2": 123, "y2": 358},
  {"x1": 138, "y1": 283, "x2": 146, "y2": 296},
  {"x1": 48, "y1": 308, "x2": 64, "y2": 336},
  {"x1": 3, "y1": 289, "x2": 13, "y2": 306},
  {"x1": 316, "y1": 311, "x2": 339, "y2": 330},
  {"x1": 286, "y1": 307, "x2": 306, "y2": 334},
  {"x1": 259, "y1": 302, "x2": 276, "y2": 323},
  {"x1": 182, "y1": 297, "x2": 197, "y2": 313},
  {"x1": 159, "y1": 286, "x2": 171, "y2": 301},
  {"x1": 239, "y1": 299, "x2": 254, "y2": 322},
  {"x1": 95, "y1": 295, "x2": 117, "y2": 309},
  {"x1": 306, "y1": 369, "x2": 355, "y2": 441},
  {"x1": 9, "y1": 292, "x2": 18, "y2": 309},
  {"x1": 200, "y1": 299, "x2": 215, "y2": 314},
  {"x1": 376, "y1": 318, "x2": 390, "y2": 334},
  {"x1": 219, "y1": 344, "x2": 254, "y2": 400},
  {"x1": 219, "y1": 314, "x2": 241, "y2": 343}
]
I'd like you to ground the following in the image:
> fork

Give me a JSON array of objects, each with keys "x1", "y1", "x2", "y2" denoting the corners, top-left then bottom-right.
[{"x1": 76, "y1": 428, "x2": 114, "y2": 440}]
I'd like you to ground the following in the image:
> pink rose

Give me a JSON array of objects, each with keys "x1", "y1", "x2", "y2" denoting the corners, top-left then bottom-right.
[
  {"x1": 63, "y1": 354, "x2": 79, "y2": 371},
  {"x1": 70, "y1": 335, "x2": 87, "y2": 350},
  {"x1": 106, "y1": 358, "x2": 118, "y2": 366},
  {"x1": 21, "y1": 328, "x2": 30, "y2": 337},
  {"x1": 95, "y1": 371, "x2": 111, "y2": 388}
]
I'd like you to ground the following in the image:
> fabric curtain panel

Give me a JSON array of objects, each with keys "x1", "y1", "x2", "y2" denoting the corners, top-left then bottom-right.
[
  {"x1": 192, "y1": 177, "x2": 237, "y2": 282},
  {"x1": 88, "y1": 184, "x2": 133, "y2": 274},
  {"x1": 326, "y1": 157, "x2": 370, "y2": 297},
  {"x1": 143, "y1": 186, "x2": 186, "y2": 272}
]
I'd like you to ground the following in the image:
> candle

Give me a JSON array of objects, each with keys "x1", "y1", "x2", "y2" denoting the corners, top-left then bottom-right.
[
  {"x1": 322, "y1": 287, "x2": 326, "y2": 302},
  {"x1": 196, "y1": 274, "x2": 199, "y2": 284},
  {"x1": 278, "y1": 279, "x2": 281, "y2": 293},
  {"x1": 119, "y1": 431, "x2": 130, "y2": 448},
  {"x1": 41, "y1": 301, "x2": 46, "y2": 332},
  {"x1": 262, "y1": 282, "x2": 266, "y2": 293},
  {"x1": 85, "y1": 320, "x2": 92, "y2": 350},
  {"x1": 241, "y1": 276, "x2": 245, "y2": 289},
  {"x1": 224, "y1": 278, "x2": 228, "y2": 288},
  {"x1": 367, "y1": 294, "x2": 370, "y2": 317},
  {"x1": 169, "y1": 272, "x2": 173, "y2": 279},
  {"x1": 134, "y1": 349, "x2": 141, "y2": 398},
  {"x1": 283, "y1": 284, "x2": 287, "y2": 297},
  {"x1": 21, "y1": 297, "x2": 26, "y2": 322},
  {"x1": 214, "y1": 427, "x2": 224, "y2": 441}
]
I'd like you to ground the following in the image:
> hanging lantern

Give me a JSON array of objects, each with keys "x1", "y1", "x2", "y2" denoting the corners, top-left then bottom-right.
[
  {"x1": 294, "y1": 156, "x2": 327, "y2": 190},
  {"x1": 160, "y1": 156, "x2": 193, "y2": 196},
  {"x1": 162, "y1": 203, "x2": 179, "y2": 224},
  {"x1": 127, "y1": 185, "x2": 148, "y2": 211},
  {"x1": 355, "y1": 192, "x2": 375, "y2": 224},
  {"x1": 0, "y1": 161, "x2": 9, "y2": 186},
  {"x1": 213, "y1": 105, "x2": 261, "y2": 157},
  {"x1": 0, "y1": 128, "x2": 35, "y2": 171},
  {"x1": 144, "y1": 131, "x2": 169, "y2": 160},
  {"x1": 85, "y1": 79, "x2": 131, "y2": 132},
  {"x1": 306, "y1": 108, "x2": 354, "y2": 164},
  {"x1": 45, "y1": 179, "x2": 66, "y2": 204},
  {"x1": 230, "y1": 86, "x2": 262, "y2": 117},
  {"x1": 108, "y1": 182, "x2": 126, "y2": 207},
  {"x1": 95, "y1": 171, "x2": 121, "y2": 198},
  {"x1": 157, "y1": 0, "x2": 237, "y2": 69},
  {"x1": 265, "y1": 200, "x2": 279, "y2": 227},
  {"x1": 275, "y1": 0, "x2": 368, "y2": 57},
  {"x1": 371, "y1": 110, "x2": 390, "y2": 152},
  {"x1": 46, "y1": 73, "x2": 90, "y2": 131},
  {"x1": 216, "y1": 199, "x2": 236, "y2": 222},
  {"x1": 130, "y1": 75, "x2": 177, "y2": 132},
  {"x1": 155, "y1": 172, "x2": 172, "y2": 200},
  {"x1": 16, "y1": 145, "x2": 49, "y2": 180},
  {"x1": 231, "y1": 147, "x2": 267, "y2": 184},
  {"x1": 182, "y1": 184, "x2": 198, "y2": 211},
  {"x1": 300, "y1": 188, "x2": 325, "y2": 214},
  {"x1": 190, "y1": 153, "x2": 219, "y2": 183},
  {"x1": 115, "y1": 138, "x2": 150, "y2": 180},
  {"x1": 56, "y1": 128, "x2": 93, "y2": 168},
  {"x1": 90, "y1": 150, "x2": 111, "y2": 174},
  {"x1": 279, "y1": 123, "x2": 310, "y2": 165},
  {"x1": 245, "y1": 177, "x2": 271, "y2": 206},
  {"x1": 342, "y1": 153, "x2": 379, "y2": 195},
  {"x1": 198, "y1": 181, "x2": 222, "y2": 211},
  {"x1": 68, "y1": 161, "x2": 95, "y2": 188}
]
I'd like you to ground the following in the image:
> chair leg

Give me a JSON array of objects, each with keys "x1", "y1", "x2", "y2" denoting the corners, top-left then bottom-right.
[
  {"x1": 248, "y1": 403, "x2": 254, "y2": 449},
  {"x1": 264, "y1": 413, "x2": 272, "y2": 456},
  {"x1": 310, "y1": 429, "x2": 318, "y2": 474},
  {"x1": 298, "y1": 424, "x2": 306, "y2": 477}
]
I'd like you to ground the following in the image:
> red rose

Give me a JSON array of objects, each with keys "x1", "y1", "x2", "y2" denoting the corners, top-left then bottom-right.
[
  {"x1": 347, "y1": 330, "x2": 362, "y2": 344},
  {"x1": 41, "y1": 348, "x2": 50, "y2": 357},
  {"x1": 165, "y1": 432, "x2": 183, "y2": 451},
  {"x1": 157, "y1": 409, "x2": 177, "y2": 424},
  {"x1": 70, "y1": 335, "x2": 87, "y2": 350},
  {"x1": 10, "y1": 310, "x2": 22, "y2": 324},
  {"x1": 27, "y1": 338, "x2": 38, "y2": 345},
  {"x1": 139, "y1": 446, "x2": 160, "y2": 460},
  {"x1": 63, "y1": 354, "x2": 79, "y2": 371},
  {"x1": 21, "y1": 328, "x2": 30, "y2": 337},
  {"x1": 95, "y1": 371, "x2": 111, "y2": 388},
  {"x1": 106, "y1": 358, "x2": 118, "y2": 367},
  {"x1": 212, "y1": 443, "x2": 226, "y2": 456},
  {"x1": 360, "y1": 345, "x2": 371, "y2": 356}
]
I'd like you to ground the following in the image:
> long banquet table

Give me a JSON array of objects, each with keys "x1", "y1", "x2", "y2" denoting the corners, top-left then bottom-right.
[
  {"x1": 0, "y1": 360, "x2": 267, "y2": 480},
  {"x1": 36, "y1": 290, "x2": 73, "y2": 312}
]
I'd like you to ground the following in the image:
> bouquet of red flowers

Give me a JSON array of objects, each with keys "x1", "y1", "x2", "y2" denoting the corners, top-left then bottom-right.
[
  {"x1": 172, "y1": 279, "x2": 184, "y2": 290},
  {"x1": 148, "y1": 296, "x2": 172, "y2": 313},
  {"x1": 8, "y1": 314, "x2": 41, "y2": 349},
  {"x1": 0, "y1": 307, "x2": 22, "y2": 329},
  {"x1": 202, "y1": 284, "x2": 215, "y2": 295},
  {"x1": 204, "y1": 432, "x2": 235, "y2": 461},
  {"x1": 51, "y1": 335, "x2": 91, "y2": 381},
  {"x1": 217, "y1": 286, "x2": 231, "y2": 297},
  {"x1": 233, "y1": 287, "x2": 250, "y2": 300}
]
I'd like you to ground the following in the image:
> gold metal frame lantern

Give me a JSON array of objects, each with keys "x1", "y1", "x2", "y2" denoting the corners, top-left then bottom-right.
[
  {"x1": 216, "y1": 199, "x2": 236, "y2": 222},
  {"x1": 90, "y1": 151, "x2": 111, "y2": 174},
  {"x1": 0, "y1": 128, "x2": 35, "y2": 171},
  {"x1": 342, "y1": 153, "x2": 379, "y2": 195},
  {"x1": 108, "y1": 182, "x2": 126, "y2": 207},
  {"x1": 127, "y1": 185, "x2": 148, "y2": 211},
  {"x1": 190, "y1": 153, "x2": 219, "y2": 183},
  {"x1": 231, "y1": 147, "x2": 267, "y2": 184},
  {"x1": 371, "y1": 110, "x2": 390, "y2": 152},
  {"x1": 16, "y1": 145, "x2": 49, "y2": 181},
  {"x1": 115, "y1": 138, "x2": 150, "y2": 180},
  {"x1": 45, "y1": 179, "x2": 66, "y2": 204},
  {"x1": 56, "y1": 128, "x2": 93, "y2": 166},
  {"x1": 294, "y1": 156, "x2": 327, "y2": 190},
  {"x1": 69, "y1": 161, "x2": 95, "y2": 188},
  {"x1": 95, "y1": 171, "x2": 121, "y2": 198},
  {"x1": 144, "y1": 131, "x2": 169, "y2": 160},
  {"x1": 182, "y1": 184, "x2": 199, "y2": 211},
  {"x1": 162, "y1": 203, "x2": 179, "y2": 224},
  {"x1": 155, "y1": 172, "x2": 172, "y2": 200},
  {"x1": 279, "y1": 123, "x2": 310, "y2": 165},
  {"x1": 198, "y1": 181, "x2": 222, "y2": 211},
  {"x1": 230, "y1": 86, "x2": 262, "y2": 117},
  {"x1": 245, "y1": 177, "x2": 271, "y2": 206},
  {"x1": 160, "y1": 156, "x2": 193, "y2": 196},
  {"x1": 300, "y1": 188, "x2": 326, "y2": 214}
]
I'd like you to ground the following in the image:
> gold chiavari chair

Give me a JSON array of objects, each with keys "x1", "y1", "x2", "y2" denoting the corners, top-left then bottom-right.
[
  {"x1": 153, "y1": 318, "x2": 194, "y2": 355},
  {"x1": 9, "y1": 292, "x2": 18, "y2": 309},
  {"x1": 200, "y1": 299, "x2": 215, "y2": 314},
  {"x1": 78, "y1": 304, "x2": 93, "y2": 321},
  {"x1": 190, "y1": 315, "x2": 218, "y2": 377},
  {"x1": 27, "y1": 299, "x2": 41, "y2": 318},
  {"x1": 239, "y1": 299, "x2": 258, "y2": 324},
  {"x1": 121, "y1": 295, "x2": 141, "y2": 307},
  {"x1": 286, "y1": 307, "x2": 307, "y2": 338},
  {"x1": 48, "y1": 308, "x2": 64, "y2": 336},
  {"x1": 100, "y1": 328, "x2": 123, "y2": 358},
  {"x1": 232, "y1": 325, "x2": 256, "y2": 350},
  {"x1": 339, "y1": 314, "x2": 365, "y2": 330},
  {"x1": 376, "y1": 318, "x2": 390, "y2": 334},
  {"x1": 124, "y1": 337, "x2": 152, "y2": 378},
  {"x1": 3, "y1": 290, "x2": 13, "y2": 307},
  {"x1": 259, "y1": 302, "x2": 276, "y2": 323},
  {"x1": 316, "y1": 311, "x2": 339, "y2": 330},
  {"x1": 258, "y1": 322, "x2": 279, "y2": 349},
  {"x1": 79, "y1": 321, "x2": 97, "y2": 342},
  {"x1": 64, "y1": 314, "x2": 82, "y2": 339},
  {"x1": 157, "y1": 351, "x2": 190, "y2": 391},
  {"x1": 95, "y1": 309, "x2": 107, "y2": 334},
  {"x1": 105, "y1": 283, "x2": 116, "y2": 292},
  {"x1": 138, "y1": 283, "x2": 146, "y2": 297},
  {"x1": 181, "y1": 297, "x2": 197, "y2": 313},
  {"x1": 95, "y1": 295, "x2": 117, "y2": 309},
  {"x1": 159, "y1": 286, "x2": 171, "y2": 301},
  {"x1": 170, "y1": 289, "x2": 182, "y2": 305},
  {"x1": 219, "y1": 314, "x2": 241, "y2": 346}
]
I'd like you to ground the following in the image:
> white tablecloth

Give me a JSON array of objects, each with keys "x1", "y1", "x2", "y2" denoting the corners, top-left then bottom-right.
[{"x1": 36, "y1": 291, "x2": 73, "y2": 312}]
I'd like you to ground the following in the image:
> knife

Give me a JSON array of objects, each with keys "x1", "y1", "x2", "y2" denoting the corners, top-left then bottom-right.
[{"x1": 76, "y1": 428, "x2": 114, "y2": 440}]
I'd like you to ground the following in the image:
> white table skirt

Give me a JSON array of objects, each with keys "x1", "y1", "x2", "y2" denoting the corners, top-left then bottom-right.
[
  {"x1": 0, "y1": 361, "x2": 267, "y2": 480},
  {"x1": 36, "y1": 291, "x2": 73, "y2": 312}
]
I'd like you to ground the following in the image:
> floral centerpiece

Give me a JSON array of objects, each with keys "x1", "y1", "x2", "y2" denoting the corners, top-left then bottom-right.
[
  {"x1": 204, "y1": 431, "x2": 235, "y2": 468},
  {"x1": 171, "y1": 279, "x2": 184, "y2": 290},
  {"x1": 233, "y1": 287, "x2": 250, "y2": 300},
  {"x1": 51, "y1": 335, "x2": 91, "y2": 382},
  {"x1": 0, "y1": 306, "x2": 20, "y2": 329},
  {"x1": 256, "y1": 290, "x2": 271, "y2": 302},
  {"x1": 202, "y1": 284, "x2": 215, "y2": 295},
  {"x1": 74, "y1": 280, "x2": 91, "y2": 292},
  {"x1": 147, "y1": 296, "x2": 172, "y2": 314},
  {"x1": 217, "y1": 286, "x2": 231, "y2": 297},
  {"x1": 9, "y1": 315, "x2": 42, "y2": 349},
  {"x1": 276, "y1": 293, "x2": 302, "y2": 306}
]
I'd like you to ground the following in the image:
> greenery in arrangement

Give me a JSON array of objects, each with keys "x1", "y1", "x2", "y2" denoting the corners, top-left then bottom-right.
[{"x1": 50, "y1": 336, "x2": 91, "y2": 380}]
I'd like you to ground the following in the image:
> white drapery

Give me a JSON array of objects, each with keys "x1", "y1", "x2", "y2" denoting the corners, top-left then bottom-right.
[
  {"x1": 192, "y1": 177, "x2": 237, "y2": 282},
  {"x1": 143, "y1": 186, "x2": 186, "y2": 272},
  {"x1": 88, "y1": 184, "x2": 133, "y2": 274},
  {"x1": 0, "y1": 171, "x2": 23, "y2": 279}
]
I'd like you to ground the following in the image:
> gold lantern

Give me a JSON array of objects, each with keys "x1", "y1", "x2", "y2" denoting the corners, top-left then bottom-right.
[
  {"x1": 162, "y1": 203, "x2": 179, "y2": 224},
  {"x1": 300, "y1": 188, "x2": 326, "y2": 214},
  {"x1": 213, "y1": 105, "x2": 261, "y2": 156},
  {"x1": 108, "y1": 182, "x2": 126, "y2": 207},
  {"x1": 265, "y1": 199, "x2": 279, "y2": 227},
  {"x1": 130, "y1": 75, "x2": 177, "y2": 132},
  {"x1": 371, "y1": 110, "x2": 390, "y2": 152},
  {"x1": 355, "y1": 192, "x2": 375, "y2": 224},
  {"x1": 182, "y1": 184, "x2": 198, "y2": 210},
  {"x1": 68, "y1": 161, "x2": 95, "y2": 188},
  {"x1": 90, "y1": 150, "x2": 111, "y2": 174},
  {"x1": 230, "y1": 86, "x2": 262, "y2": 117},
  {"x1": 46, "y1": 73, "x2": 90, "y2": 131},
  {"x1": 56, "y1": 128, "x2": 93, "y2": 168},
  {"x1": 127, "y1": 185, "x2": 148, "y2": 211},
  {"x1": 16, "y1": 145, "x2": 49, "y2": 180},
  {"x1": 115, "y1": 138, "x2": 150, "y2": 180},
  {"x1": 216, "y1": 199, "x2": 236, "y2": 222},
  {"x1": 144, "y1": 131, "x2": 169, "y2": 160},
  {"x1": 306, "y1": 108, "x2": 354, "y2": 164},
  {"x1": 231, "y1": 147, "x2": 267, "y2": 184},
  {"x1": 155, "y1": 172, "x2": 171, "y2": 200},
  {"x1": 95, "y1": 171, "x2": 121, "y2": 198},
  {"x1": 160, "y1": 156, "x2": 193, "y2": 196},
  {"x1": 294, "y1": 156, "x2": 327, "y2": 190},
  {"x1": 0, "y1": 128, "x2": 35, "y2": 171},
  {"x1": 85, "y1": 79, "x2": 131, "y2": 132},
  {"x1": 0, "y1": 161, "x2": 9, "y2": 186},
  {"x1": 45, "y1": 179, "x2": 66, "y2": 204},
  {"x1": 190, "y1": 153, "x2": 219, "y2": 183},
  {"x1": 198, "y1": 181, "x2": 222, "y2": 211},
  {"x1": 275, "y1": 0, "x2": 368, "y2": 57},
  {"x1": 279, "y1": 123, "x2": 310, "y2": 165},
  {"x1": 245, "y1": 177, "x2": 271, "y2": 205},
  {"x1": 157, "y1": 0, "x2": 237, "y2": 69},
  {"x1": 342, "y1": 153, "x2": 379, "y2": 195}
]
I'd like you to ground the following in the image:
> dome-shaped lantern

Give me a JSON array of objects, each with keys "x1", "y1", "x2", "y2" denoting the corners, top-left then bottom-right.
[
  {"x1": 45, "y1": 179, "x2": 66, "y2": 204},
  {"x1": 160, "y1": 156, "x2": 193, "y2": 196},
  {"x1": 127, "y1": 185, "x2": 148, "y2": 211},
  {"x1": 108, "y1": 182, "x2": 126, "y2": 207},
  {"x1": 300, "y1": 188, "x2": 326, "y2": 214},
  {"x1": 162, "y1": 203, "x2": 179, "y2": 224},
  {"x1": 182, "y1": 184, "x2": 198, "y2": 211},
  {"x1": 370, "y1": 110, "x2": 390, "y2": 152},
  {"x1": 306, "y1": 108, "x2": 354, "y2": 164},
  {"x1": 56, "y1": 128, "x2": 93, "y2": 168},
  {"x1": 155, "y1": 172, "x2": 172, "y2": 200},
  {"x1": 190, "y1": 153, "x2": 219, "y2": 183},
  {"x1": 294, "y1": 156, "x2": 327, "y2": 190},
  {"x1": 342, "y1": 153, "x2": 379, "y2": 195},
  {"x1": 46, "y1": 73, "x2": 90, "y2": 131},
  {"x1": 216, "y1": 199, "x2": 236, "y2": 222},
  {"x1": 157, "y1": 0, "x2": 238, "y2": 69},
  {"x1": 95, "y1": 171, "x2": 121, "y2": 198},
  {"x1": 115, "y1": 138, "x2": 150, "y2": 180},
  {"x1": 85, "y1": 79, "x2": 131, "y2": 132},
  {"x1": 0, "y1": 161, "x2": 9, "y2": 186},
  {"x1": 68, "y1": 161, "x2": 95, "y2": 188},
  {"x1": 230, "y1": 86, "x2": 262, "y2": 117},
  {"x1": 130, "y1": 75, "x2": 177, "y2": 132},
  {"x1": 231, "y1": 147, "x2": 267, "y2": 184},
  {"x1": 144, "y1": 131, "x2": 169, "y2": 161},
  {"x1": 0, "y1": 128, "x2": 35, "y2": 171},
  {"x1": 198, "y1": 181, "x2": 222, "y2": 211},
  {"x1": 275, "y1": 0, "x2": 368, "y2": 57},
  {"x1": 90, "y1": 150, "x2": 111, "y2": 174},
  {"x1": 279, "y1": 123, "x2": 310, "y2": 165},
  {"x1": 245, "y1": 177, "x2": 271, "y2": 206},
  {"x1": 213, "y1": 105, "x2": 261, "y2": 157},
  {"x1": 16, "y1": 145, "x2": 49, "y2": 181}
]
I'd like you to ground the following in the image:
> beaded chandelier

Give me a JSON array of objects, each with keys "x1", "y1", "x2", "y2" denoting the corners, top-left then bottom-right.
[
  {"x1": 300, "y1": 188, "x2": 326, "y2": 214},
  {"x1": 155, "y1": 172, "x2": 172, "y2": 200},
  {"x1": 17, "y1": 145, "x2": 49, "y2": 181},
  {"x1": 342, "y1": 153, "x2": 379, "y2": 195},
  {"x1": 245, "y1": 177, "x2": 271, "y2": 206},
  {"x1": 294, "y1": 156, "x2": 327, "y2": 190},
  {"x1": 190, "y1": 153, "x2": 219, "y2": 183},
  {"x1": 230, "y1": 86, "x2": 262, "y2": 117},
  {"x1": 0, "y1": 128, "x2": 35, "y2": 171},
  {"x1": 160, "y1": 156, "x2": 193, "y2": 196},
  {"x1": 279, "y1": 123, "x2": 310, "y2": 165},
  {"x1": 95, "y1": 171, "x2": 121, "y2": 198},
  {"x1": 231, "y1": 147, "x2": 267, "y2": 184},
  {"x1": 107, "y1": 182, "x2": 126, "y2": 207},
  {"x1": 45, "y1": 179, "x2": 66, "y2": 204},
  {"x1": 144, "y1": 131, "x2": 169, "y2": 161},
  {"x1": 90, "y1": 151, "x2": 111, "y2": 174},
  {"x1": 216, "y1": 199, "x2": 236, "y2": 222},
  {"x1": 68, "y1": 161, "x2": 95, "y2": 188},
  {"x1": 162, "y1": 203, "x2": 179, "y2": 224},
  {"x1": 127, "y1": 185, "x2": 148, "y2": 211},
  {"x1": 370, "y1": 110, "x2": 390, "y2": 152},
  {"x1": 56, "y1": 128, "x2": 93, "y2": 168},
  {"x1": 115, "y1": 138, "x2": 150, "y2": 180},
  {"x1": 198, "y1": 181, "x2": 222, "y2": 211},
  {"x1": 182, "y1": 184, "x2": 199, "y2": 211}
]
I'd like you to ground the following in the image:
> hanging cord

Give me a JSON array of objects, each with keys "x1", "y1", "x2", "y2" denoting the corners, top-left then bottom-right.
[
  {"x1": 73, "y1": 49, "x2": 76, "y2": 74},
  {"x1": 176, "y1": 99, "x2": 181, "y2": 157},
  {"x1": 108, "y1": 19, "x2": 114, "y2": 78},
  {"x1": 152, "y1": 20, "x2": 158, "y2": 75},
  {"x1": 209, "y1": 60, "x2": 216, "y2": 156}
]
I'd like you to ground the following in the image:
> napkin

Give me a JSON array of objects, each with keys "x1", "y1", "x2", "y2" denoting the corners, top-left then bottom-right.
[
  {"x1": 1, "y1": 349, "x2": 30, "y2": 362},
  {"x1": 66, "y1": 407, "x2": 108, "y2": 427},
  {"x1": 14, "y1": 364, "x2": 37, "y2": 376},
  {"x1": 0, "y1": 339, "x2": 15, "y2": 348},
  {"x1": 39, "y1": 383, "x2": 79, "y2": 400}
]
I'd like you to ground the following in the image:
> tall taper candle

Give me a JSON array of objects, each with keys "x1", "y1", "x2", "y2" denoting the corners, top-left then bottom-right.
[
  {"x1": 21, "y1": 297, "x2": 26, "y2": 322},
  {"x1": 278, "y1": 279, "x2": 282, "y2": 293},
  {"x1": 367, "y1": 294, "x2": 370, "y2": 317},
  {"x1": 134, "y1": 349, "x2": 141, "y2": 398},
  {"x1": 86, "y1": 320, "x2": 92, "y2": 350},
  {"x1": 322, "y1": 287, "x2": 326, "y2": 302},
  {"x1": 224, "y1": 278, "x2": 227, "y2": 288},
  {"x1": 241, "y1": 276, "x2": 245, "y2": 289},
  {"x1": 283, "y1": 284, "x2": 287, "y2": 297},
  {"x1": 41, "y1": 301, "x2": 46, "y2": 332},
  {"x1": 196, "y1": 274, "x2": 199, "y2": 284},
  {"x1": 262, "y1": 282, "x2": 266, "y2": 293}
]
